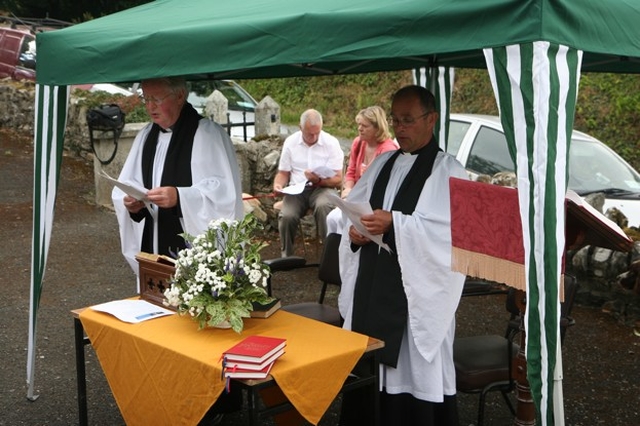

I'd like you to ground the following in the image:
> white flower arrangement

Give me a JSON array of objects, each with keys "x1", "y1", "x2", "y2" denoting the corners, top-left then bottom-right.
[{"x1": 163, "y1": 214, "x2": 272, "y2": 332}]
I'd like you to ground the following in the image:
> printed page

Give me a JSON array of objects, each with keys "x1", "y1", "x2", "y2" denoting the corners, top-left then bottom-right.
[
  {"x1": 91, "y1": 299, "x2": 175, "y2": 323},
  {"x1": 100, "y1": 170, "x2": 156, "y2": 219},
  {"x1": 100, "y1": 170, "x2": 149, "y2": 202},
  {"x1": 280, "y1": 181, "x2": 308, "y2": 195},
  {"x1": 327, "y1": 193, "x2": 392, "y2": 252}
]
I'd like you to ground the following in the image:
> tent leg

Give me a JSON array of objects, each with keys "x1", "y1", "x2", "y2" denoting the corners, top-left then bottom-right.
[
  {"x1": 553, "y1": 345, "x2": 565, "y2": 425},
  {"x1": 513, "y1": 290, "x2": 536, "y2": 425},
  {"x1": 74, "y1": 317, "x2": 88, "y2": 426}
]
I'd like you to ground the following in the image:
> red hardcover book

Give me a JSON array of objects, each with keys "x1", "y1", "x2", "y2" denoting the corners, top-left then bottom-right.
[
  {"x1": 223, "y1": 335, "x2": 286, "y2": 364},
  {"x1": 224, "y1": 347, "x2": 285, "y2": 371},
  {"x1": 224, "y1": 360, "x2": 275, "y2": 379}
]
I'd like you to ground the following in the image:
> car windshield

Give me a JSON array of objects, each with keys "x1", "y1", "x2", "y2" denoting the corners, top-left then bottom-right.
[
  {"x1": 568, "y1": 138, "x2": 640, "y2": 195},
  {"x1": 187, "y1": 80, "x2": 257, "y2": 112}
]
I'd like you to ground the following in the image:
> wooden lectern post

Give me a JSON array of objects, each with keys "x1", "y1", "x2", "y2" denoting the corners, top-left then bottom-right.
[{"x1": 512, "y1": 289, "x2": 536, "y2": 426}]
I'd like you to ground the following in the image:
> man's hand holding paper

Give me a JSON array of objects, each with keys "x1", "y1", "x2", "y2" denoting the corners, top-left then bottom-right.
[
  {"x1": 101, "y1": 170, "x2": 156, "y2": 218},
  {"x1": 278, "y1": 181, "x2": 308, "y2": 195},
  {"x1": 327, "y1": 193, "x2": 392, "y2": 252},
  {"x1": 100, "y1": 170, "x2": 149, "y2": 202},
  {"x1": 311, "y1": 165, "x2": 336, "y2": 179}
]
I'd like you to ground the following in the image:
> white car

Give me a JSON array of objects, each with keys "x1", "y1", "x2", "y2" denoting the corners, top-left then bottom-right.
[
  {"x1": 187, "y1": 80, "x2": 257, "y2": 140},
  {"x1": 448, "y1": 113, "x2": 640, "y2": 227}
]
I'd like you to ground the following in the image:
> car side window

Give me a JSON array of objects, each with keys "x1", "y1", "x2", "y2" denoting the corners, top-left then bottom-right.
[
  {"x1": 447, "y1": 120, "x2": 470, "y2": 156},
  {"x1": 215, "y1": 82, "x2": 256, "y2": 112},
  {"x1": 18, "y1": 36, "x2": 36, "y2": 71},
  {"x1": 467, "y1": 126, "x2": 515, "y2": 176}
]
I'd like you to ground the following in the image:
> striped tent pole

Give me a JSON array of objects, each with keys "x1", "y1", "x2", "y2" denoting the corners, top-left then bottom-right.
[
  {"x1": 484, "y1": 42, "x2": 582, "y2": 425},
  {"x1": 413, "y1": 66, "x2": 454, "y2": 150},
  {"x1": 27, "y1": 84, "x2": 69, "y2": 400}
]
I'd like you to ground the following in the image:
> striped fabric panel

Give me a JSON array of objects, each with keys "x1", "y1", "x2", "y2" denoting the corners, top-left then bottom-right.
[
  {"x1": 413, "y1": 66, "x2": 454, "y2": 151},
  {"x1": 27, "y1": 84, "x2": 69, "y2": 399},
  {"x1": 484, "y1": 42, "x2": 582, "y2": 425}
]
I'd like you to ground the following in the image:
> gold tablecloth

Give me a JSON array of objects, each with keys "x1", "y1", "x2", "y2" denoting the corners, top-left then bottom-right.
[{"x1": 80, "y1": 307, "x2": 368, "y2": 425}]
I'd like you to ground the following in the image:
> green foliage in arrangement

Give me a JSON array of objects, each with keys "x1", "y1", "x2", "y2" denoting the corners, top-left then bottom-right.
[{"x1": 164, "y1": 214, "x2": 272, "y2": 333}]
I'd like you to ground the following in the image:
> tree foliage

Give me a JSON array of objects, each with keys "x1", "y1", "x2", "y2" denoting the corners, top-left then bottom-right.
[
  {"x1": 241, "y1": 69, "x2": 640, "y2": 171},
  {"x1": 0, "y1": 0, "x2": 150, "y2": 22}
]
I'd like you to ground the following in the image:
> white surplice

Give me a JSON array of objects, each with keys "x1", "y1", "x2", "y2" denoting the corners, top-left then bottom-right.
[
  {"x1": 338, "y1": 150, "x2": 468, "y2": 402},
  {"x1": 113, "y1": 119, "x2": 243, "y2": 275}
]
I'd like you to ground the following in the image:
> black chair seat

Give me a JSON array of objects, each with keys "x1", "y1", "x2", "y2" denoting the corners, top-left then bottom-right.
[
  {"x1": 263, "y1": 256, "x2": 310, "y2": 296},
  {"x1": 453, "y1": 335, "x2": 518, "y2": 391},
  {"x1": 263, "y1": 256, "x2": 307, "y2": 270},
  {"x1": 263, "y1": 233, "x2": 343, "y2": 327}
]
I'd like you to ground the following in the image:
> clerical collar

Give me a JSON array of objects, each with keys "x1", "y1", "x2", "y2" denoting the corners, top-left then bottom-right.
[
  {"x1": 159, "y1": 127, "x2": 173, "y2": 133},
  {"x1": 402, "y1": 143, "x2": 431, "y2": 156}
]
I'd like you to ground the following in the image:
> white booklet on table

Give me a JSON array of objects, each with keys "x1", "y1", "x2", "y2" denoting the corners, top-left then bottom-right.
[{"x1": 91, "y1": 299, "x2": 175, "y2": 324}]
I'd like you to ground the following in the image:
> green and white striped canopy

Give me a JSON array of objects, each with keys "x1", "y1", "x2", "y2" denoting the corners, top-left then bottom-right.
[{"x1": 30, "y1": 1, "x2": 640, "y2": 424}]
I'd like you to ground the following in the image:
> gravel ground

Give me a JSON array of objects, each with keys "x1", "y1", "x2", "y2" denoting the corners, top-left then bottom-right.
[{"x1": 2, "y1": 128, "x2": 639, "y2": 425}]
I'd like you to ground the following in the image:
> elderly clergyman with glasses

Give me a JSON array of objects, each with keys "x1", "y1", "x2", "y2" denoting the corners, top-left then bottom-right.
[
  {"x1": 112, "y1": 76, "x2": 243, "y2": 279},
  {"x1": 338, "y1": 85, "x2": 468, "y2": 426}
]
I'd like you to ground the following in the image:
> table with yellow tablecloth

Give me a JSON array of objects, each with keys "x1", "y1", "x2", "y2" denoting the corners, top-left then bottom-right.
[{"x1": 74, "y1": 304, "x2": 381, "y2": 425}]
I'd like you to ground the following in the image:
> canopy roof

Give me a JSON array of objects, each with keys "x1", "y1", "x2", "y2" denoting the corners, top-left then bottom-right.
[{"x1": 36, "y1": 0, "x2": 640, "y2": 85}]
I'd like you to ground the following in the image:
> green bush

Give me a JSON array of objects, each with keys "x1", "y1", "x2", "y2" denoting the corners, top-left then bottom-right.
[{"x1": 78, "y1": 70, "x2": 640, "y2": 171}]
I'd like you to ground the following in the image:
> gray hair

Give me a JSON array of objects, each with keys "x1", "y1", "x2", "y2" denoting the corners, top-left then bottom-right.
[
  {"x1": 141, "y1": 76, "x2": 188, "y2": 98},
  {"x1": 300, "y1": 109, "x2": 323, "y2": 127}
]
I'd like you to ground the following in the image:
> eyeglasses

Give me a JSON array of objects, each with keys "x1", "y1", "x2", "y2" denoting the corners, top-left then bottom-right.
[
  {"x1": 140, "y1": 93, "x2": 174, "y2": 106},
  {"x1": 388, "y1": 111, "x2": 432, "y2": 127}
]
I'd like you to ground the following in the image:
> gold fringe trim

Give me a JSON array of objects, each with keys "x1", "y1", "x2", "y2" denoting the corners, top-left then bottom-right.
[
  {"x1": 452, "y1": 247, "x2": 526, "y2": 291},
  {"x1": 452, "y1": 247, "x2": 566, "y2": 300}
]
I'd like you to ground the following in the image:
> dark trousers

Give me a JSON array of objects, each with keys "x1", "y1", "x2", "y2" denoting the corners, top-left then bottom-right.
[{"x1": 340, "y1": 388, "x2": 459, "y2": 426}]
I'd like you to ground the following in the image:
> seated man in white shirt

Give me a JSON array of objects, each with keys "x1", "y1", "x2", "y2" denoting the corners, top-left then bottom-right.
[{"x1": 273, "y1": 109, "x2": 344, "y2": 257}]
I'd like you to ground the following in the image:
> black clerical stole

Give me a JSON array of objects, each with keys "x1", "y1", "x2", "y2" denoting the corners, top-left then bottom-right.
[
  {"x1": 137, "y1": 104, "x2": 201, "y2": 256},
  {"x1": 351, "y1": 139, "x2": 441, "y2": 367}
]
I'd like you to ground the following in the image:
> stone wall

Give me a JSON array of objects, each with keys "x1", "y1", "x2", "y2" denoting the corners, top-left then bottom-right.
[{"x1": 0, "y1": 79, "x2": 36, "y2": 132}]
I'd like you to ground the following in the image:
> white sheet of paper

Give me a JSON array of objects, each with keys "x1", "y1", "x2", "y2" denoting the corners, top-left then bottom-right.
[
  {"x1": 280, "y1": 181, "x2": 308, "y2": 195},
  {"x1": 91, "y1": 299, "x2": 174, "y2": 323},
  {"x1": 100, "y1": 170, "x2": 155, "y2": 216},
  {"x1": 327, "y1": 193, "x2": 392, "y2": 252},
  {"x1": 100, "y1": 170, "x2": 149, "y2": 202},
  {"x1": 312, "y1": 166, "x2": 336, "y2": 179}
]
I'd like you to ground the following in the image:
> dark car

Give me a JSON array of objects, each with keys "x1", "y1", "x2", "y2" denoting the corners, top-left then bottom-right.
[
  {"x1": 0, "y1": 26, "x2": 36, "y2": 81},
  {"x1": 0, "y1": 17, "x2": 72, "y2": 81}
]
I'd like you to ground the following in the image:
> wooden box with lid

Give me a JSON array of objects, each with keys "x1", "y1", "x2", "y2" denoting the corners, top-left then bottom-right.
[{"x1": 136, "y1": 252, "x2": 176, "y2": 309}]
